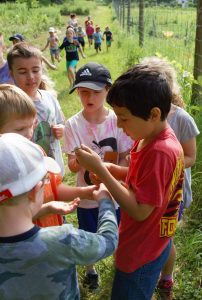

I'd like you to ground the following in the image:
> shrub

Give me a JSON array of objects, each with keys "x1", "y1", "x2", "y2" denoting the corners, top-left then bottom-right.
[{"x1": 60, "y1": 4, "x2": 89, "y2": 16}]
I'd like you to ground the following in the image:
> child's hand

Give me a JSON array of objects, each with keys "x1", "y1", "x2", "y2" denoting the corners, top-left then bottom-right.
[
  {"x1": 68, "y1": 155, "x2": 81, "y2": 172},
  {"x1": 52, "y1": 124, "x2": 64, "y2": 139},
  {"x1": 89, "y1": 172, "x2": 102, "y2": 185},
  {"x1": 48, "y1": 199, "x2": 80, "y2": 215},
  {"x1": 89, "y1": 163, "x2": 116, "y2": 184},
  {"x1": 75, "y1": 144, "x2": 104, "y2": 173},
  {"x1": 82, "y1": 54, "x2": 86, "y2": 59},
  {"x1": 93, "y1": 183, "x2": 113, "y2": 203},
  {"x1": 80, "y1": 185, "x2": 99, "y2": 199}
]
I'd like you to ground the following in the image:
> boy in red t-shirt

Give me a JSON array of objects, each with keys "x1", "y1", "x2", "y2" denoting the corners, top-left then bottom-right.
[{"x1": 74, "y1": 64, "x2": 184, "y2": 300}]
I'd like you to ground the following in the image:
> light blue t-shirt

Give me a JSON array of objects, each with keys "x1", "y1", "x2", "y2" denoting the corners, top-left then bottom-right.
[
  {"x1": 93, "y1": 32, "x2": 102, "y2": 44},
  {"x1": 0, "y1": 199, "x2": 118, "y2": 300},
  {"x1": 168, "y1": 105, "x2": 200, "y2": 207}
]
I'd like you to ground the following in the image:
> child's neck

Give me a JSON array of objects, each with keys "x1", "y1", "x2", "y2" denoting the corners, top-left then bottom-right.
[
  {"x1": 82, "y1": 106, "x2": 109, "y2": 124},
  {"x1": 0, "y1": 205, "x2": 34, "y2": 237},
  {"x1": 30, "y1": 90, "x2": 41, "y2": 101},
  {"x1": 138, "y1": 121, "x2": 168, "y2": 151}
]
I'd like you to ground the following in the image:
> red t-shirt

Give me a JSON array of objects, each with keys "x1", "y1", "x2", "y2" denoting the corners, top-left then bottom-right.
[{"x1": 115, "y1": 127, "x2": 184, "y2": 272}]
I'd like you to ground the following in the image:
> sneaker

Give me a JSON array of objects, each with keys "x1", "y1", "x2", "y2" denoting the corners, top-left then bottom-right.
[
  {"x1": 157, "y1": 279, "x2": 173, "y2": 300},
  {"x1": 83, "y1": 273, "x2": 99, "y2": 291}
]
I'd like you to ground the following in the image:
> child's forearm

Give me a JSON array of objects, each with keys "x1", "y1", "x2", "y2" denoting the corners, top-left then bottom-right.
[
  {"x1": 94, "y1": 166, "x2": 154, "y2": 221},
  {"x1": 108, "y1": 163, "x2": 128, "y2": 181},
  {"x1": 33, "y1": 203, "x2": 51, "y2": 219},
  {"x1": 57, "y1": 184, "x2": 96, "y2": 201}
]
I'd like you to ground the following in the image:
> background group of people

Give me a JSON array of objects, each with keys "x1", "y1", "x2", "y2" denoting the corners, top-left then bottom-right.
[{"x1": 39, "y1": 14, "x2": 113, "y2": 88}]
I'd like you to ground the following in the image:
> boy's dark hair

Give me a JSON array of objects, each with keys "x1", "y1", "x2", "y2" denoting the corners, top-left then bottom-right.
[
  {"x1": 107, "y1": 64, "x2": 172, "y2": 121},
  {"x1": 7, "y1": 42, "x2": 42, "y2": 70}
]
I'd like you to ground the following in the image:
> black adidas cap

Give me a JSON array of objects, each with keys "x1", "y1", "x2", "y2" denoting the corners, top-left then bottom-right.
[
  {"x1": 69, "y1": 62, "x2": 112, "y2": 94},
  {"x1": 9, "y1": 33, "x2": 25, "y2": 42}
]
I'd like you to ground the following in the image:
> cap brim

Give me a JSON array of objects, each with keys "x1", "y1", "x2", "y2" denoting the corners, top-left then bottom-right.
[
  {"x1": 44, "y1": 157, "x2": 61, "y2": 174},
  {"x1": 69, "y1": 82, "x2": 106, "y2": 94},
  {"x1": 9, "y1": 37, "x2": 21, "y2": 41}
]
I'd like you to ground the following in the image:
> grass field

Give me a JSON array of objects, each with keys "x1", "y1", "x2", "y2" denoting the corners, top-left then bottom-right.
[{"x1": 1, "y1": 1, "x2": 202, "y2": 299}]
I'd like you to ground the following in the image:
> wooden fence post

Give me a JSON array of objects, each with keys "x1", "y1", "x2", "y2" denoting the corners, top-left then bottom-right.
[
  {"x1": 192, "y1": 0, "x2": 202, "y2": 104},
  {"x1": 139, "y1": 0, "x2": 144, "y2": 47}
]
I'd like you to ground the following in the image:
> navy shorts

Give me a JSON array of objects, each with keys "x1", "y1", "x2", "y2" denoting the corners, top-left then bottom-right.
[
  {"x1": 77, "y1": 206, "x2": 120, "y2": 233},
  {"x1": 111, "y1": 239, "x2": 172, "y2": 300}
]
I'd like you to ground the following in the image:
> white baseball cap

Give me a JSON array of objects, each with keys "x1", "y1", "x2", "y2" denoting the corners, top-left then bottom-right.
[
  {"x1": 0, "y1": 133, "x2": 61, "y2": 202},
  {"x1": 49, "y1": 27, "x2": 55, "y2": 33}
]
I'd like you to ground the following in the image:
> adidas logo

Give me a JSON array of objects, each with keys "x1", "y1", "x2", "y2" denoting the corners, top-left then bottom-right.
[{"x1": 80, "y1": 68, "x2": 92, "y2": 77}]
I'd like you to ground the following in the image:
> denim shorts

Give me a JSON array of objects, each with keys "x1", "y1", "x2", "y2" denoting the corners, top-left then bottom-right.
[
  {"x1": 50, "y1": 48, "x2": 59, "y2": 55},
  {"x1": 111, "y1": 239, "x2": 172, "y2": 300}
]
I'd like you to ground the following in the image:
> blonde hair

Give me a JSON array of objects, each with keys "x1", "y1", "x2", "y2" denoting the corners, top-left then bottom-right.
[
  {"x1": 0, "y1": 84, "x2": 36, "y2": 130},
  {"x1": 7, "y1": 42, "x2": 43, "y2": 70},
  {"x1": 140, "y1": 56, "x2": 185, "y2": 108}
]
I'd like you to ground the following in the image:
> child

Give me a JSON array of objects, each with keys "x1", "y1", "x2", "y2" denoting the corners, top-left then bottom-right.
[
  {"x1": 85, "y1": 16, "x2": 93, "y2": 29},
  {"x1": 63, "y1": 62, "x2": 133, "y2": 290},
  {"x1": 67, "y1": 12, "x2": 78, "y2": 32},
  {"x1": 93, "y1": 26, "x2": 102, "y2": 53},
  {"x1": 7, "y1": 42, "x2": 65, "y2": 175},
  {"x1": 139, "y1": 56, "x2": 200, "y2": 299},
  {"x1": 86, "y1": 21, "x2": 94, "y2": 47},
  {"x1": 59, "y1": 27, "x2": 85, "y2": 88},
  {"x1": 103, "y1": 26, "x2": 113, "y2": 51},
  {"x1": 74, "y1": 64, "x2": 184, "y2": 300},
  {"x1": 42, "y1": 27, "x2": 61, "y2": 65},
  {"x1": 0, "y1": 84, "x2": 97, "y2": 227},
  {"x1": 77, "y1": 25, "x2": 86, "y2": 52},
  {"x1": 9, "y1": 33, "x2": 25, "y2": 44},
  {"x1": 0, "y1": 132, "x2": 118, "y2": 299}
]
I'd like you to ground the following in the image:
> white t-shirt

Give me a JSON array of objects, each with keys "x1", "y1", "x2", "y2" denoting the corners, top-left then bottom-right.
[
  {"x1": 63, "y1": 109, "x2": 133, "y2": 208},
  {"x1": 32, "y1": 89, "x2": 65, "y2": 176}
]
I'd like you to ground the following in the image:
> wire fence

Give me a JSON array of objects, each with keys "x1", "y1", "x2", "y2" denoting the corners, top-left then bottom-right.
[{"x1": 112, "y1": 0, "x2": 202, "y2": 104}]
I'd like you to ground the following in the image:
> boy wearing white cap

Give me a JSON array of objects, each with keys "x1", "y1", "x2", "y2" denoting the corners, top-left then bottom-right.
[
  {"x1": 0, "y1": 133, "x2": 118, "y2": 300},
  {"x1": 42, "y1": 27, "x2": 61, "y2": 65}
]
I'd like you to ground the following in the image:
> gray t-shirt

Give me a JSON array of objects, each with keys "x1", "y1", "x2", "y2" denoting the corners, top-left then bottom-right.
[
  {"x1": 0, "y1": 199, "x2": 118, "y2": 300},
  {"x1": 32, "y1": 89, "x2": 65, "y2": 176},
  {"x1": 167, "y1": 105, "x2": 200, "y2": 207}
]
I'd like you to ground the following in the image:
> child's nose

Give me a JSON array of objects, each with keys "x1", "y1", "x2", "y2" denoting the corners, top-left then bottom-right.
[{"x1": 27, "y1": 71, "x2": 34, "y2": 80}]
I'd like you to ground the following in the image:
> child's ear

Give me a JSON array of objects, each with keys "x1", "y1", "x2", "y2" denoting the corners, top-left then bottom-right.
[{"x1": 150, "y1": 107, "x2": 161, "y2": 121}]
